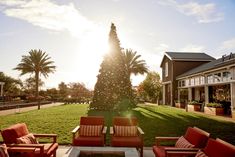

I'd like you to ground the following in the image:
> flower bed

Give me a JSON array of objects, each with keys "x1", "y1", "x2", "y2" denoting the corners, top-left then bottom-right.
[
  {"x1": 187, "y1": 101, "x2": 202, "y2": 112},
  {"x1": 204, "y1": 103, "x2": 224, "y2": 116},
  {"x1": 175, "y1": 101, "x2": 186, "y2": 109}
]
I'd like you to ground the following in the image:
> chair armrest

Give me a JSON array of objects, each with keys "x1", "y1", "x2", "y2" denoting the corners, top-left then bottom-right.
[
  {"x1": 7, "y1": 144, "x2": 44, "y2": 148},
  {"x1": 71, "y1": 125, "x2": 80, "y2": 141},
  {"x1": 7, "y1": 143, "x2": 44, "y2": 155},
  {"x1": 7, "y1": 147, "x2": 36, "y2": 153},
  {"x1": 166, "y1": 151, "x2": 198, "y2": 157},
  {"x1": 137, "y1": 127, "x2": 144, "y2": 135},
  {"x1": 71, "y1": 125, "x2": 80, "y2": 134},
  {"x1": 102, "y1": 126, "x2": 107, "y2": 134},
  {"x1": 33, "y1": 133, "x2": 57, "y2": 143},
  {"x1": 110, "y1": 126, "x2": 114, "y2": 135},
  {"x1": 165, "y1": 148, "x2": 200, "y2": 151},
  {"x1": 155, "y1": 137, "x2": 180, "y2": 146}
]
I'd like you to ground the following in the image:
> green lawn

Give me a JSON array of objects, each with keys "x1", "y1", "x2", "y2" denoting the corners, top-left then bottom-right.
[{"x1": 1, "y1": 104, "x2": 235, "y2": 146}]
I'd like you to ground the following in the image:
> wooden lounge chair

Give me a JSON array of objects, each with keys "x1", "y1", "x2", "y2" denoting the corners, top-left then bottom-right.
[
  {"x1": 110, "y1": 117, "x2": 144, "y2": 157},
  {"x1": 152, "y1": 126, "x2": 209, "y2": 157},
  {"x1": 72, "y1": 116, "x2": 107, "y2": 146},
  {"x1": 1, "y1": 123, "x2": 58, "y2": 157}
]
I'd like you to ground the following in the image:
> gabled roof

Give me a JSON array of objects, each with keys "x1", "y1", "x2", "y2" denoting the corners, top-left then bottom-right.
[
  {"x1": 177, "y1": 53, "x2": 235, "y2": 79},
  {"x1": 160, "y1": 52, "x2": 215, "y2": 67}
]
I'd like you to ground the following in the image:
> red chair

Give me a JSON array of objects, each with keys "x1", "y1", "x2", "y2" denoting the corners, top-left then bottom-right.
[
  {"x1": 1, "y1": 123, "x2": 58, "y2": 157},
  {"x1": 166, "y1": 138, "x2": 235, "y2": 157},
  {"x1": 72, "y1": 116, "x2": 107, "y2": 146},
  {"x1": 110, "y1": 117, "x2": 144, "y2": 157},
  {"x1": 152, "y1": 126, "x2": 209, "y2": 157}
]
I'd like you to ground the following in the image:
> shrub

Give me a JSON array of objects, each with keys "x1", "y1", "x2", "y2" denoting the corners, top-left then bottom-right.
[
  {"x1": 115, "y1": 98, "x2": 137, "y2": 111},
  {"x1": 206, "y1": 103, "x2": 223, "y2": 108},
  {"x1": 189, "y1": 100, "x2": 202, "y2": 105}
]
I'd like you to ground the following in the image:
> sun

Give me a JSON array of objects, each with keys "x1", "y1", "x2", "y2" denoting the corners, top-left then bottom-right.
[
  {"x1": 78, "y1": 29, "x2": 108, "y2": 63},
  {"x1": 74, "y1": 27, "x2": 109, "y2": 86}
]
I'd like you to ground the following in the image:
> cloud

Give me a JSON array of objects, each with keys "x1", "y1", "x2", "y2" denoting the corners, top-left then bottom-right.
[
  {"x1": 157, "y1": 0, "x2": 223, "y2": 23},
  {"x1": 154, "y1": 43, "x2": 169, "y2": 55},
  {"x1": 0, "y1": 0, "x2": 95, "y2": 37},
  {"x1": 219, "y1": 38, "x2": 235, "y2": 52},
  {"x1": 179, "y1": 44, "x2": 204, "y2": 52}
]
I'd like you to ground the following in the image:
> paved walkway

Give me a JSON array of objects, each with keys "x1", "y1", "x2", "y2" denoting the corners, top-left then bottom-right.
[
  {"x1": 57, "y1": 146, "x2": 154, "y2": 157},
  {"x1": 0, "y1": 102, "x2": 64, "y2": 116}
]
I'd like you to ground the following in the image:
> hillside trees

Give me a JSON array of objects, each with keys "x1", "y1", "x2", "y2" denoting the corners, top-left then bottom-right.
[{"x1": 0, "y1": 72, "x2": 22, "y2": 96}]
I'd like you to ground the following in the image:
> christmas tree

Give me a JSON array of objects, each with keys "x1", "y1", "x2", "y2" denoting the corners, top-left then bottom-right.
[{"x1": 91, "y1": 23, "x2": 134, "y2": 110}]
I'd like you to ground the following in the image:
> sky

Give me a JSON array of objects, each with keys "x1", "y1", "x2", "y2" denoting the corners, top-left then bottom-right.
[{"x1": 1, "y1": 0, "x2": 235, "y2": 90}]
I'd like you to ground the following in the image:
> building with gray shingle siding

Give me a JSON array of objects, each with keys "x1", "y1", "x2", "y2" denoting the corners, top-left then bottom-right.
[{"x1": 161, "y1": 52, "x2": 235, "y2": 117}]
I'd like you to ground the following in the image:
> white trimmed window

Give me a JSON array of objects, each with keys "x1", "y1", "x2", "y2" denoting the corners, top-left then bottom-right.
[{"x1": 165, "y1": 62, "x2": 168, "y2": 77}]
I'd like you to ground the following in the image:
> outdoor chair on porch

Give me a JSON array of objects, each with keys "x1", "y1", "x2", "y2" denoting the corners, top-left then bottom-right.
[
  {"x1": 166, "y1": 138, "x2": 235, "y2": 157},
  {"x1": 71, "y1": 116, "x2": 107, "y2": 146},
  {"x1": 152, "y1": 126, "x2": 210, "y2": 157},
  {"x1": 0, "y1": 123, "x2": 58, "y2": 157},
  {"x1": 110, "y1": 116, "x2": 144, "y2": 157}
]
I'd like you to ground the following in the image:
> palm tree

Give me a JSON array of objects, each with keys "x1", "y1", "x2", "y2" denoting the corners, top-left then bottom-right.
[
  {"x1": 14, "y1": 49, "x2": 56, "y2": 109},
  {"x1": 123, "y1": 49, "x2": 148, "y2": 77}
]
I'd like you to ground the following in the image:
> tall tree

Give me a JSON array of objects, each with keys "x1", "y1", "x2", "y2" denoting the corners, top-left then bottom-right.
[
  {"x1": 58, "y1": 82, "x2": 68, "y2": 98},
  {"x1": 14, "y1": 49, "x2": 56, "y2": 109},
  {"x1": 138, "y1": 71, "x2": 162, "y2": 103},
  {"x1": 0, "y1": 72, "x2": 22, "y2": 96},
  {"x1": 23, "y1": 77, "x2": 44, "y2": 94},
  {"x1": 123, "y1": 49, "x2": 148, "y2": 77},
  {"x1": 92, "y1": 23, "x2": 133, "y2": 110}
]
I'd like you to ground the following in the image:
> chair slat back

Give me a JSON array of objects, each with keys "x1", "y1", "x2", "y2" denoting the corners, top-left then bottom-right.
[
  {"x1": 80, "y1": 116, "x2": 104, "y2": 125},
  {"x1": 204, "y1": 138, "x2": 235, "y2": 157},
  {"x1": 113, "y1": 117, "x2": 138, "y2": 126},
  {"x1": 184, "y1": 127, "x2": 209, "y2": 148}
]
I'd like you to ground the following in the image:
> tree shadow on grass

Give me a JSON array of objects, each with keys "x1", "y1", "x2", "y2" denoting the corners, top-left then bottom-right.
[
  {"x1": 135, "y1": 105, "x2": 235, "y2": 145},
  {"x1": 87, "y1": 105, "x2": 235, "y2": 146}
]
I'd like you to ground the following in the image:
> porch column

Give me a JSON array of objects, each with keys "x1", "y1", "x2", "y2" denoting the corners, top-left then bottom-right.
[
  {"x1": 178, "y1": 89, "x2": 180, "y2": 101},
  {"x1": 188, "y1": 87, "x2": 192, "y2": 102},
  {"x1": 231, "y1": 82, "x2": 235, "y2": 110},
  {"x1": 0, "y1": 82, "x2": 4, "y2": 97},
  {"x1": 204, "y1": 85, "x2": 209, "y2": 105},
  {"x1": 195, "y1": 88, "x2": 200, "y2": 101},
  {"x1": 163, "y1": 84, "x2": 166, "y2": 105}
]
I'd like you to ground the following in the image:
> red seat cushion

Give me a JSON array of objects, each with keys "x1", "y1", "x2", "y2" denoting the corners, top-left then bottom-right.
[
  {"x1": 1, "y1": 123, "x2": 29, "y2": 144},
  {"x1": 73, "y1": 136, "x2": 104, "y2": 146},
  {"x1": 111, "y1": 136, "x2": 142, "y2": 147},
  {"x1": 204, "y1": 139, "x2": 235, "y2": 157},
  {"x1": 184, "y1": 127, "x2": 208, "y2": 148}
]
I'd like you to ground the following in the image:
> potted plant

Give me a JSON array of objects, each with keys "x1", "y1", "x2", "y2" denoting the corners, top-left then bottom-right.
[
  {"x1": 175, "y1": 100, "x2": 186, "y2": 108},
  {"x1": 204, "y1": 103, "x2": 224, "y2": 116},
  {"x1": 188, "y1": 100, "x2": 202, "y2": 112}
]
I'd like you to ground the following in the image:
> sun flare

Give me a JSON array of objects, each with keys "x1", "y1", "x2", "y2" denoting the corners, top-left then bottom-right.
[{"x1": 78, "y1": 29, "x2": 109, "y2": 65}]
